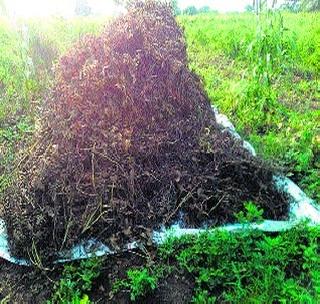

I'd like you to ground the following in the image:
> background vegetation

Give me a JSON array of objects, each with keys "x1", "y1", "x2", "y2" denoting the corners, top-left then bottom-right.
[{"x1": 178, "y1": 11, "x2": 319, "y2": 201}]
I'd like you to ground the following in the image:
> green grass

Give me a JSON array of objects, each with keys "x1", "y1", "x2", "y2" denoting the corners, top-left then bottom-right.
[
  {"x1": 0, "y1": 15, "x2": 106, "y2": 195},
  {"x1": 48, "y1": 258, "x2": 103, "y2": 304},
  {"x1": 0, "y1": 15, "x2": 107, "y2": 119},
  {"x1": 178, "y1": 11, "x2": 319, "y2": 201},
  {"x1": 0, "y1": 18, "x2": 31, "y2": 120}
]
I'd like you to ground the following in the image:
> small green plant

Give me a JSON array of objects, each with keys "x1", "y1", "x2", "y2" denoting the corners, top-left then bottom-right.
[
  {"x1": 235, "y1": 201, "x2": 264, "y2": 223},
  {"x1": 48, "y1": 257, "x2": 103, "y2": 304},
  {"x1": 192, "y1": 290, "x2": 216, "y2": 304},
  {"x1": 127, "y1": 269, "x2": 157, "y2": 301},
  {"x1": 113, "y1": 268, "x2": 158, "y2": 301}
]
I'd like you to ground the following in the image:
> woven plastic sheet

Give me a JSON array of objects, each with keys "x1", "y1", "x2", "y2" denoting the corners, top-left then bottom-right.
[{"x1": 1, "y1": 107, "x2": 319, "y2": 266}]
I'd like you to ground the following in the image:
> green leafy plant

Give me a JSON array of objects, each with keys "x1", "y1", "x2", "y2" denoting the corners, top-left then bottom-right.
[
  {"x1": 48, "y1": 258, "x2": 103, "y2": 304},
  {"x1": 235, "y1": 201, "x2": 264, "y2": 223},
  {"x1": 112, "y1": 269, "x2": 157, "y2": 301},
  {"x1": 177, "y1": 224, "x2": 319, "y2": 303}
]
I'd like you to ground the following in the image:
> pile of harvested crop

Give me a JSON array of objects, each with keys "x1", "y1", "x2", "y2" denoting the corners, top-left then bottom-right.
[{"x1": 3, "y1": 1, "x2": 288, "y2": 262}]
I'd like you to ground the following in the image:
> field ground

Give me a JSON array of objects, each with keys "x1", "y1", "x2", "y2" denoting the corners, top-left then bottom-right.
[{"x1": 0, "y1": 11, "x2": 319, "y2": 303}]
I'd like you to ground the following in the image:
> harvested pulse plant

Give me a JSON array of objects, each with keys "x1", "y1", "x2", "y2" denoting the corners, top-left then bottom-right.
[{"x1": 3, "y1": 1, "x2": 288, "y2": 262}]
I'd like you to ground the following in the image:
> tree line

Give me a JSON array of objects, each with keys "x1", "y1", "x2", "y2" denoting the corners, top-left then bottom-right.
[{"x1": 245, "y1": 0, "x2": 320, "y2": 12}]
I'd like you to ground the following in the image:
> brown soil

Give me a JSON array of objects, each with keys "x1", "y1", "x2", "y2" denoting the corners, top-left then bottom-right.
[
  {"x1": 0, "y1": 249, "x2": 194, "y2": 304},
  {"x1": 0, "y1": 259, "x2": 52, "y2": 303}
]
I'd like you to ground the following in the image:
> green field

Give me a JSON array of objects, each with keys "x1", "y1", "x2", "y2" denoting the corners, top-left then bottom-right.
[
  {"x1": 178, "y1": 12, "x2": 319, "y2": 202},
  {"x1": 0, "y1": 10, "x2": 319, "y2": 303}
]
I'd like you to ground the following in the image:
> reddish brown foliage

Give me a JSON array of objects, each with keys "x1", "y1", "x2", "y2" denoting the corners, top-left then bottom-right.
[{"x1": 3, "y1": 1, "x2": 288, "y2": 261}]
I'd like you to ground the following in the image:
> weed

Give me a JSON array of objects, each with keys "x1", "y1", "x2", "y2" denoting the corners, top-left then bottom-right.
[
  {"x1": 126, "y1": 269, "x2": 157, "y2": 301},
  {"x1": 112, "y1": 265, "x2": 172, "y2": 301},
  {"x1": 48, "y1": 258, "x2": 103, "y2": 304},
  {"x1": 235, "y1": 201, "x2": 264, "y2": 223}
]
